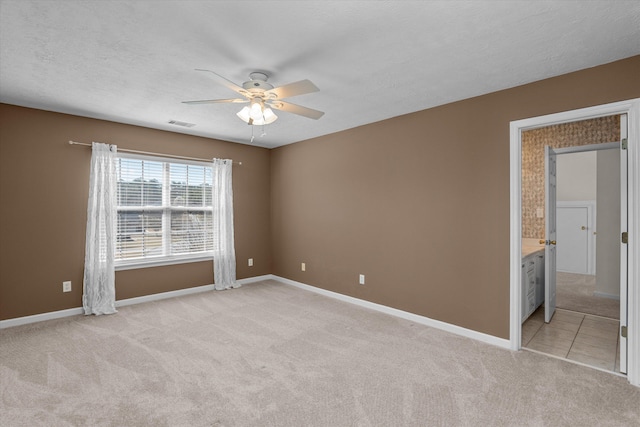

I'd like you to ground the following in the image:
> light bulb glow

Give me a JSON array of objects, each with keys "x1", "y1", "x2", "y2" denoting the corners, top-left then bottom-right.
[
  {"x1": 249, "y1": 102, "x2": 263, "y2": 120},
  {"x1": 237, "y1": 102, "x2": 277, "y2": 125}
]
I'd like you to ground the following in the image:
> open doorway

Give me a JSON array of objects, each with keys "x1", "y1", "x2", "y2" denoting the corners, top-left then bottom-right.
[
  {"x1": 509, "y1": 98, "x2": 640, "y2": 388},
  {"x1": 521, "y1": 140, "x2": 622, "y2": 372},
  {"x1": 555, "y1": 147, "x2": 620, "y2": 318}
]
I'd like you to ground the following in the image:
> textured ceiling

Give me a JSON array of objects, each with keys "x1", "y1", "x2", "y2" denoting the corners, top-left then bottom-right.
[{"x1": 1, "y1": 1, "x2": 639, "y2": 148}]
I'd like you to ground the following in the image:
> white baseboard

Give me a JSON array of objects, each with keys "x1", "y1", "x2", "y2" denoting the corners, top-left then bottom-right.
[
  {"x1": 272, "y1": 275, "x2": 511, "y2": 350},
  {"x1": 115, "y1": 284, "x2": 216, "y2": 308},
  {"x1": 593, "y1": 291, "x2": 621, "y2": 301},
  {"x1": 0, "y1": 307, "x2": 85, "y2": 329},
  {"x1": 1, "y1": 273, "x2": 511, "y2": 351},
  {"x1": 116, "y1": 275, "x2": 273, "y2": 308},
  {"x1": 0, "y1": 275, "x2": 273, "y2": 329},
  {"x1": 237, "y1": 274, "x2": 273, "y2": 285}
]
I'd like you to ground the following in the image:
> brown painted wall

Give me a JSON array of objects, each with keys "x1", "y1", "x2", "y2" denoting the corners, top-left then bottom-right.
[
  {"x1": 2, "y1": 56, "x2": 639, "y2": 334},
  {"x1": 270, "y1": 56, "x2": 640, "y2": 339},
  {"x1": 0, "y1": 105, "x2": 271, "y2": 320}
]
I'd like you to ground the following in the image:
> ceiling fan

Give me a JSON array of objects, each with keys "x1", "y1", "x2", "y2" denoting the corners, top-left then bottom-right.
[{"x1": 182, "y1": 69, "x2": 324, "y2": 126}]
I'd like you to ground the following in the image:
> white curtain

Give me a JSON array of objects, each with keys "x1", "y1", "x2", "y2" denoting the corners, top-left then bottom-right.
[
  {"x1": 83, "y1": 142, "x2": 118, "y2": 315},
  {"x1": 212, "y1": 158, "x2": 240, "y2": 290}
]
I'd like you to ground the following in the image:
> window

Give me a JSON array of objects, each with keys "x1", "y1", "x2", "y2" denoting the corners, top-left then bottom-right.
[{"x1": 115, "y1": 154, "x2": 214, "y2": 269}]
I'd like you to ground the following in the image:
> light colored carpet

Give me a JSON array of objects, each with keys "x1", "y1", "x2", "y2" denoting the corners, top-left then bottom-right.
[
  {"x1": 556, "y1": 272, "x2": 620, "y2": 319},
  {"x1": 1, "y1": 279, "x2": 638, "y2": 426}
]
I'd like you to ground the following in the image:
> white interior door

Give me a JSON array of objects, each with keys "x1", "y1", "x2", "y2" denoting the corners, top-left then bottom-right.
[
  {"x1": 620, "y1": 114, "x2": 628, "y2": 374},
  {"x1": 557, "y1": 206, "x2": 590, "y2": 274},
  {"x1": 545, "y1": 146, "x2": 558, "y2": 323}
]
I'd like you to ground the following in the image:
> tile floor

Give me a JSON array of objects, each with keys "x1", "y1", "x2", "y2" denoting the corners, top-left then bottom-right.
[{"x1": 522, "y1": 306, "x2": 621, "y2": 373}]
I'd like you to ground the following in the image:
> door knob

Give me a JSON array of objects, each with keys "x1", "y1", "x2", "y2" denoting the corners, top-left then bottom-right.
[
  {"x1": 550, "y1": 240, "x2": 556, "y2": 245},
  {"x1": 539, "y1": 239, "x2": 546, "y2": 245},
  {"x1": 581, "y1": 226, "x2": 586, "y2": 230}
]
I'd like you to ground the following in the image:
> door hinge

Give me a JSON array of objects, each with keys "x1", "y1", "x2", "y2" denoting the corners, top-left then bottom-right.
[
  {"x1": 622, "y1": 232, "x2": 628, "y2": 244},
  {"x1": 621, "y1": 326, "x2": 627, "y2": 338},
  {"x1": 621, "y1": 138, "x2": 627, "y2": 150}
]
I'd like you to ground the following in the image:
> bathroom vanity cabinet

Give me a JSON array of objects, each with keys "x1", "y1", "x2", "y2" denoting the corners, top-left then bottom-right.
[{"x1": 522, "y1": 249, "x2": 545, "y2": 322}]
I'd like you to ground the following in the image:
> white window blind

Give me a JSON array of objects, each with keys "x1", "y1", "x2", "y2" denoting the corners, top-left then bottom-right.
[{"x1": 115, "y1": 154, "x2": 214, "y2": 268}]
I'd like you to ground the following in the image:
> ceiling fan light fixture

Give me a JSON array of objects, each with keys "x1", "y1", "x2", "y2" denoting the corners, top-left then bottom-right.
[
  {"x1": 249, "y1": 101, "x2": 263, "y2": 120},
  {"x1": 237, "y1": 103, "x2": 278, "y2": 126},
  {"x1": 262, "y1": 108, "x2": 278, "y2": 124},
  {"x1": 236, "y1": 106, "x2": 251, "y2": 122}
]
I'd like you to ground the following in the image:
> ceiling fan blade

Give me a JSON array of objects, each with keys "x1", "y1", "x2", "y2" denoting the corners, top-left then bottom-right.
[
  {"x1": 194, "y1": 69, "x2": 246, "y2": 95},
  {"x1": 264, "y1": 79, "x2": 319, "y2": 99},
  {"x1": 182, "y1": 98, "x2": 248, "y2": 105},
  {"x1": 268, "y1": 100, "x2": 324, "y2": 120}
]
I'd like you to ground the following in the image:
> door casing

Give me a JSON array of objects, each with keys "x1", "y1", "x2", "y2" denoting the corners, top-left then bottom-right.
[{"x1": 509, "y1": 98, "x2": 640, "y2": 387}]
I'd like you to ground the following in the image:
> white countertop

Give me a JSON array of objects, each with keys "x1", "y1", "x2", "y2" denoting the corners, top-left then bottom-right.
[{"x1": 522, "y1": 245, "x2": 544, "y2": 258}]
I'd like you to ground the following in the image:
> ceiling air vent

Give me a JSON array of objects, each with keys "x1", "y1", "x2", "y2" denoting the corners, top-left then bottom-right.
[{"x1": 168, "y1": 120, "x2": 195, "y2": 128}]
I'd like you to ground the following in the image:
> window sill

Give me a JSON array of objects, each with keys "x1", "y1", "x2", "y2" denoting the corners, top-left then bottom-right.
[{"x1": 115, "y1": 255, "x2": 213, "y2": 271}]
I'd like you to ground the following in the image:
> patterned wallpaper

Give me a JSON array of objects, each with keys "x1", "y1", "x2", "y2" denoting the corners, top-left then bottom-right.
[{"x1": 522, "y1": 115, "x2": 620, "y2": 238}]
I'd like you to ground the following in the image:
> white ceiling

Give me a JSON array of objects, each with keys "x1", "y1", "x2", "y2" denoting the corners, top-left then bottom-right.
[{"x1": 1, "y1": 1, "x2": 639, "y2": 148}]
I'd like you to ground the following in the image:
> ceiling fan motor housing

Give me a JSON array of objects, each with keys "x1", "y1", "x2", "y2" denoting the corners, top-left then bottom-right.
[{"x1": 243, "y1": 72, "x2": 274, "y2": 93}]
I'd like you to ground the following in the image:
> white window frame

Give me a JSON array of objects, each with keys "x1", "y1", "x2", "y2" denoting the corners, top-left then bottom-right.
[{"x1": 115, "y1": 153, "x2": 214, "y2": 271}]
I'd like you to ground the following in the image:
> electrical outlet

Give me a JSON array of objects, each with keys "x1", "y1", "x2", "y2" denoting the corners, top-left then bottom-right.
[
  {"x1": 359, "y1": 274, "x2": 365, "y2": 285},
  {"x1": 62, "y1": 281, "x2": 72, "y2": 292},
  {"x1": 301, "y1": 262, "x2": 306, "y2": 272},
  {"x1": 248, "y1": 258, "x2": 253, "y2": 267}
]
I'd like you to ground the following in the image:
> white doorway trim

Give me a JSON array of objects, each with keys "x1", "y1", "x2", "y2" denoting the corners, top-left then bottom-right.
[{"x1": 509, "y1": 98, "x2": 640, "y2": 387}]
